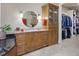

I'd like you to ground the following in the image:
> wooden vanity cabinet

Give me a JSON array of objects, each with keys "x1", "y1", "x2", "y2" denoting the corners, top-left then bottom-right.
[{"x1": 16, "y1": 31, "x2": 48, "y2": 55}]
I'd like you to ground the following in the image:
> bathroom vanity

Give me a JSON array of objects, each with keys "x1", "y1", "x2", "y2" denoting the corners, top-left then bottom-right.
[
  {"x1": 4, "y1": 3, "x2": 58, "y2": 56},
  {"x1": 4, "y1": 30, "x2": 48, "y2": 56}
]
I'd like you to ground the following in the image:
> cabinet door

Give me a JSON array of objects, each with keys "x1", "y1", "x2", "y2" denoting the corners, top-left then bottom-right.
[
  {"x1": 37, "y1": 32, "x2": 48, "y2": 48},
  {"x1": 16, "y1": 33, "x2": 26, "y2": 55},
  {"x1": 48, "y1": 29, "x2": 58, "y2": 45},
  {"x1": 48, "y1": 31, "x2": 54, "y2": 45},
  {"x1": 40, "y1": 32, "x2": 48, "y2": 47},
  {"x1": 49, "y1": 4, "x2": 58, "y2": 27},
  {"x1": 48, "y1": 4, "x2": 58, "y2": 45},
  {"x1": 53, "y1": 29, "x2": 58, "y2": 44},
  {"x1": 31, "y1": 32, "x2": 48, "y2": 50},
  {"x1": 25, "y1": 33, "x2": 33, "y2": 52},
  {"x1": 16, "y1": 33, "x2": 26, "y2": 46}
]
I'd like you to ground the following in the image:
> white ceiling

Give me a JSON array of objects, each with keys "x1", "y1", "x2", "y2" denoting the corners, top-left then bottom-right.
[
  {"x1": 1, "y1": 3, "x2": 79, "y2": 10},
  {"x1": 62, "y1": 3, "x2": 79, "y2": 10}
]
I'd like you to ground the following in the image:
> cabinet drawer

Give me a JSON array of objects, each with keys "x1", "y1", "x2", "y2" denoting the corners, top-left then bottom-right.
[
  {"x1": 17, "y1": 45, "x2": 25, "y2": 52},
  {"x1": 16, "y1": 37, "x2": 25, "y2": 40},
  {"x1": 16, "y1": 34, "x2": 26, "y2": 40},
  {"x1": 16, "y1": 41, "x2": 25, "y2": 46},
  {"x1": 16, "y1": 39, "x2": 25, "y2": 45}
]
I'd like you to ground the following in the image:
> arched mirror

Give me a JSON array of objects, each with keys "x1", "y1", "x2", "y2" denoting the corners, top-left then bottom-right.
[{"x1": 22, "y1": 11, "x2": 38, "y2": 27}]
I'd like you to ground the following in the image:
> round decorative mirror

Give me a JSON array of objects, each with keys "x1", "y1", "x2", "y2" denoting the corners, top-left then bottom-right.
[{"x1": 22, "y1": 11, "x2": 38, "y2": 27}]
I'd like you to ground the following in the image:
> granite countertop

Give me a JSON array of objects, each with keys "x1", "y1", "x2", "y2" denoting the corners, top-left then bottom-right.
[
  {"x1": 3, "y1": 27, "x2": 48, "y2": 35},
  {"x1": 15, "y1": 28, "x2": 48, "y2": 33},
  {"x1": 6, "y1": 28, "x2": 48, "y2": 34}
]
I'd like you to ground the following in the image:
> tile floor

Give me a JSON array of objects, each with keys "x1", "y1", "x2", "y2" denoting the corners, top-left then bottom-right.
[{"x1": 23, "y1": 35, "x2": 79, "y2": 56}]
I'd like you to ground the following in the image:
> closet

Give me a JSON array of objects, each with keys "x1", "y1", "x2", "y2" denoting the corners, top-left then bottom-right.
[
  {"x1": 62, "y1": 14, "x2": 72, "y2": 39},
  {"x1": 62, "y1": 7, "x2": 73, "y2": 40},
  {"x1": 62, "y1": 5, "x2": 79, "y2": 40}
]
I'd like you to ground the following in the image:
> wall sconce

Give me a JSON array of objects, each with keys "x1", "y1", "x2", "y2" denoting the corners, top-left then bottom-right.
[
  {"x1": 17, "y1": 11, "x2": 23, "y2": 21},
  {"x1": 19, "y1": 11, "x2": 23, "y2": 18},
  {"x1": 37, "y1": 14, "x2": 42, "y2": 22},
  {"x1": 45, "y1": 16, "x2": 48, "y2": 19},
  {"x1": 37, "y1": 14, "x2": 42, "y2": 19}
]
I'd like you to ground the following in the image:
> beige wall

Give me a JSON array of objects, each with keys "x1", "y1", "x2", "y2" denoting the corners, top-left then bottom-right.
[
  {"x1": 1, "y1": 3, "x2": 44, "y2": 34},
  {"x1": 1, "y1": 3, "x2": 59, "y2": 34}
]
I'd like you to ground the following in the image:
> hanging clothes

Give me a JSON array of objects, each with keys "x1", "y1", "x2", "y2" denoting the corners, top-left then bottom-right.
[
  {"x1": 66, "y1": 28, "x2": 71, "y2": 38},
  {"x1": 62, "y1": 15, "x2": 67, "y2": 28},
  {"x1": 62, "y1": 15, "x2": 67, "y2": 39},
  {"x1": 62, "y1": 15, "x2": 72, "y2": 39},
  {"x1": 67, "y1": 16, "x2": 72, "y2": 27},
  {"x1": 62, "y1": 15, "x2": 72, "y2": 28},
  {"x1": 76, "y1": 18, "x2": 79, "y2": 34}
]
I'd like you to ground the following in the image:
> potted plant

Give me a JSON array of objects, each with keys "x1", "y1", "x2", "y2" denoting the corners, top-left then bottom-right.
[
  {"x1": 0, "y1": 25, "x2": 12, "y2": 39},
  {"x1": 3, "y1": 25, "x2": 12, "y2": 33}
]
